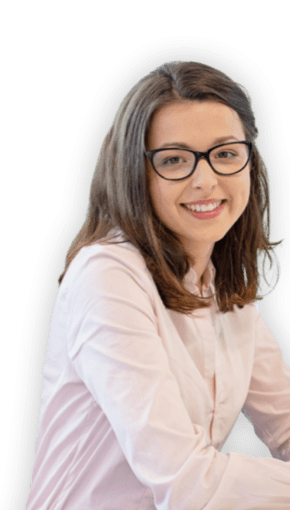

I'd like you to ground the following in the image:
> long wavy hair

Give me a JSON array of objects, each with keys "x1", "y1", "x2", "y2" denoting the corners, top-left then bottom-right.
[{"x1": 58, "y1": 61, "x2": 283, "y2": 314}]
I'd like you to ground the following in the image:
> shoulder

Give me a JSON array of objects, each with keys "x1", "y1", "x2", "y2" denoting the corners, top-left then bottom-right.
[
  {"x1": 218, "y1": 299, "x2": 260, "y2": 344},
  {"x1": 60, "y1": 237, "x2": 156, "y2": 300}
]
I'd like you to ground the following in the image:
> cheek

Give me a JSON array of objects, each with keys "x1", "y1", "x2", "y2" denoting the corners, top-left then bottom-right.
[
  {"x1": 236, "y1": 173, "x2": 251, "y2": 214},
  {"x1": 149, "y1": 178, "x2": 161, "y2": 208},
  {"x1": 149, "y1": 178, "x2": 182, "y2": 228},
  {"x1": 149, "y1": 178, "x2": 167, "y2": 220},
  {"x1": 242, "y1": 172, "x2": 251, "y2": 201},
  {"x1": 149, "y1": 176, "x2": 172, "y2": 209},
  {"x1": 223, "y1": 172, "x2": 251, "y2": 205}
]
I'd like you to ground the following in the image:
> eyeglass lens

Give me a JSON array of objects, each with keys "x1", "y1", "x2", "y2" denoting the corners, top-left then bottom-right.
[{"x1": 152, "y1": 143, "x2": 250, "y2": 179}]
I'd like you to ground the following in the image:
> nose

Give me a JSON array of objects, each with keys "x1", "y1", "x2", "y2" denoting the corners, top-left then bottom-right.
[{"x1": 189, "y1": 156, "x2": 218, "y2": 188}]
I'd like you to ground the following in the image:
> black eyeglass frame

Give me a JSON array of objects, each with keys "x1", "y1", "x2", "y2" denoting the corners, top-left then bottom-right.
[{"x1": 145, "y1": 141, "x2": 253, "y2": 180}]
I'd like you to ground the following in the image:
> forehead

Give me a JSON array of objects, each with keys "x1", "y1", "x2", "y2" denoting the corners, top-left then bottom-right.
[{"x1": 147, "y1": 100, "x2": 245, "y2": 150}]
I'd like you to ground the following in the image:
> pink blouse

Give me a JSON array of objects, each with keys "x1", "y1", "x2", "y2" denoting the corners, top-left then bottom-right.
[{"x1": 25, "y1": 237, "x2": 290, "y2": 509}]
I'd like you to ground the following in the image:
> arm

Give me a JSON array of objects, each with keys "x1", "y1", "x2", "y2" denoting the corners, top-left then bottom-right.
[{"x1": 242, "y1": 314, "x2": 290, "y2": 461}]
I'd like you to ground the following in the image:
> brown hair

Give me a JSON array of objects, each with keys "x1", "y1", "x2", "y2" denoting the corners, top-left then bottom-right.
[{"x1": 58, "y1": 61, "x2": 283, "y2": 314}]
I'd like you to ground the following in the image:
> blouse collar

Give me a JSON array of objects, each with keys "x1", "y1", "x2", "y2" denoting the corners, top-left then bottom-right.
[
  {"x1": 183, "y1": 259, "x2": 216, "y2": 295},
  {"x1": 108, "y1": 229, "x2": 216, "y2": 295}
]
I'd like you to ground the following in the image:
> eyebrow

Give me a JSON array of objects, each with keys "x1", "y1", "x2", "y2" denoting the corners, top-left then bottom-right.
[{"x1": 158, "y1": 136, "x2": 240, "y2": 150}]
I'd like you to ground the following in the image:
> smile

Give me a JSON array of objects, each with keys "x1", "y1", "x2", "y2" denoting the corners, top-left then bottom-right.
[
  {"x1": 183, "y1": 200, "x2": 223, "y2": 212},
  {"x1": 182, "y1": 200, "x2": 226, "y2": 219}
]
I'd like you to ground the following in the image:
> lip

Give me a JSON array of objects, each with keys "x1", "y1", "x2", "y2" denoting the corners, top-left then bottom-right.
[
  {"x1": 183, "y1": 198, "x2": 225, "y2": 205},
  {"x1": 183, "y1": 200, "x2": 226, "y2": 219}
]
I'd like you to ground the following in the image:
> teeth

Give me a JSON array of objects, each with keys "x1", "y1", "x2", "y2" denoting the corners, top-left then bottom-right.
[{"x1": 185, "y1": 200, "x2": 222, "y2": 212}]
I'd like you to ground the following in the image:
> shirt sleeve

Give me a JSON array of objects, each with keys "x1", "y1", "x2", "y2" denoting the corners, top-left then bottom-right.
[
  {"x1": 242, "y1": 314, "x2": 290, "y2": 461},
  {"x1": 65, "y1": 247, "x2": 290, "y2": 509}
]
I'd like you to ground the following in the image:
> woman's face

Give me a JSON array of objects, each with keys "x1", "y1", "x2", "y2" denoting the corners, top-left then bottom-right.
[{"x1": 146, "y1": 100, "x2": 251, "y2": 261}]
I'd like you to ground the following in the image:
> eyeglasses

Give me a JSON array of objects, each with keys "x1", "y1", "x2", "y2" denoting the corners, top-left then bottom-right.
[{"x1": 145, "y1": 141, "x2": 252, "y2": 180}]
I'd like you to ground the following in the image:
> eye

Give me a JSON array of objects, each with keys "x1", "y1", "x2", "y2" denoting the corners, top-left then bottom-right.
[
  {"x1": 161, "y1": 156, "x2": 184, "y2": 166},
  {"x1": 216, "y1": 150, "x2": 236, "y2": 159}
]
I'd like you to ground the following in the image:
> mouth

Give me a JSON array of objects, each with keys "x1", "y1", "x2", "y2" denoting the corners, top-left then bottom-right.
[{"x1": 181, "y1": 199, "x2": 226, "y2": 213}]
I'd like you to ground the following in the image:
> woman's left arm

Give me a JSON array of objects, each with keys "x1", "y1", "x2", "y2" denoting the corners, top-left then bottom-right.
[{"x1": 242, "y1": 314, "x2": 290, "y2": 461}]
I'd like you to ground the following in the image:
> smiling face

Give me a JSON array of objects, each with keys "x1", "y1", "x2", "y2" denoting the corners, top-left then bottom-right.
[{"x1": 146, "y1": 100, "x2": 251, "y2": 266}]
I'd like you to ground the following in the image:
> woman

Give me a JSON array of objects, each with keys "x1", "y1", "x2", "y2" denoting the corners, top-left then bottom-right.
[{"x1": 26, "y1": 61, "x2": 290, "y2": 509}]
